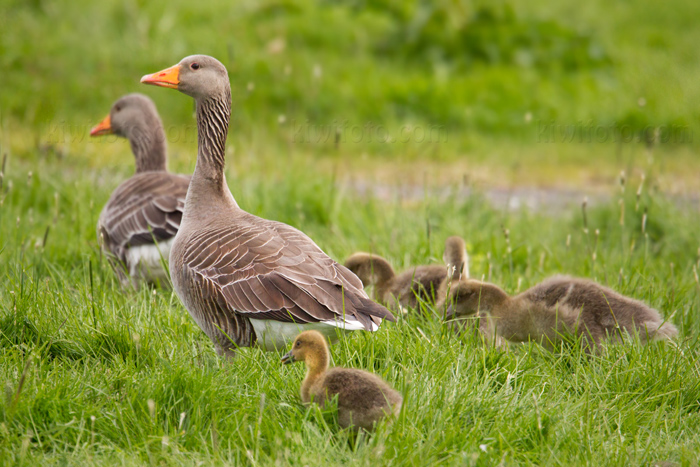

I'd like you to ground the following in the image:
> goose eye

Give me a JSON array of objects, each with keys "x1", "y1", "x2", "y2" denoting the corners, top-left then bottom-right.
[
  {"x1": 190, "y1": 62, "x2": 200, "y2": 70},
  {"x1": 115, "y1": 105, "x2": 121, "y2": 112},
  {"x1": 295, "y1": 341, "x2": 301, "y2": 347}
]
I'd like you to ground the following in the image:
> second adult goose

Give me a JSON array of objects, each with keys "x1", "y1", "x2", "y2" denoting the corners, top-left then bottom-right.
[
  {"x1": 141, "y1": 56, "x2": 394, "y2": 356},
  {"x1": 90, "y1": 93, "x2": 190, "y2": 287}
]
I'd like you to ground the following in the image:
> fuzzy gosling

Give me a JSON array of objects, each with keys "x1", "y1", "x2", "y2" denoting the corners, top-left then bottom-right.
[
  {"x1": 445, "y1": 276, "x2": 678, "y2": 350},
  {"x1": 435, "y1": 235, "x2": 470, "y2": 302},
  {"x1": 281, "y1": 330, "x2": 403, "y2": 431},
  {"x1": 344, "y1": 236, "x2": 469, "y2": 310}
]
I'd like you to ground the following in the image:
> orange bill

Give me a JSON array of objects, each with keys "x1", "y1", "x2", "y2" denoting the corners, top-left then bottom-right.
[
  {"x1": 140, "y1": 64, "x2": 180, "y2": 89},
  {"x1": 90, "y1": 114, "x2": 113, "y2": 136}
]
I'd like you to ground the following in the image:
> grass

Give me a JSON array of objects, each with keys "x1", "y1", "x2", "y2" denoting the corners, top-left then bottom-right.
[
  {"x1": 1, "y1": 145, "x2": 700, "y2": 465},
  {"x1": 2, "y1": 0, "x2": 700, "y2": 464}
]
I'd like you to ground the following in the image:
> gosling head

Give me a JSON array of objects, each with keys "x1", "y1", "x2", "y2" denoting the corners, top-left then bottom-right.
[
  {"x1": 445, "y1": 280, "x2": 500, "y2": 319},
  {"x1": 443, "y1": 236, "x2": 469, "y2": 279},
  {"x1": 281, "y1": 330, "x2": 328, "y2": 365},
  {"x1": 344, "y1": 252, "x2": 392, "y2": 285}
]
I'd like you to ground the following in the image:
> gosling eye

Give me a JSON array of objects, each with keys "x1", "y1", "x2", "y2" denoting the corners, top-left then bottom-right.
[
  {"x1": 114, "y1": 105, "x2": 121, "y2": 112},
  {"x1": 295, "y1": 341, "x2": 301, "y2": 347},
  {"x1": 190, "y1": 62, "x2": 200, "y2": 70}
]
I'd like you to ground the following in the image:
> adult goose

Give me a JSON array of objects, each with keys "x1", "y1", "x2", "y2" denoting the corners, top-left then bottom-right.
[
  {"x1": 141, "y1": 55, "x2": 394, "y2": 356},
  {"x1": 90, "y1": 93, "x2": 191, "y2": 287}
]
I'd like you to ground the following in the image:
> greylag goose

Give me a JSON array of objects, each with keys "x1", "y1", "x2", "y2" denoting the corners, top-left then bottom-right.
[
  {"x1": 282, "y1": 330, "x2": 402, "y2": 431},
  {"x1": 90, "y1": 93, "x2": 190, "y2": 287},
  {"x1": 444, "y1": 276, "x2": 678, "y2": 351},
  {"x1": 141, "y1": 56, "x2": 394, "y2": 356},
  {"x1": 344, "y1": 236, "x2": 468, "y2": 311}
]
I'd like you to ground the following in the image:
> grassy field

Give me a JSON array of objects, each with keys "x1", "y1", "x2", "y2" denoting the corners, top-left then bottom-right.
[
  {"x1": 2, "y1": 0, "x2": 700, "y2": 465},
  {"x1": 2, "y1": 145, "x2": 700, "y2": 465}
]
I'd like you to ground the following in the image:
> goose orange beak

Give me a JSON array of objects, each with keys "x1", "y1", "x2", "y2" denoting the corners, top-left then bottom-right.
[
  {"x1": 141, "y1": 64, "x2": 180, "y2": 89},
  {"x1": 281, "y1": 350, "x2": 294, "y2": 365},
  {"x1": 90, "y1": 115, "x2": 113, "y2": 136}
]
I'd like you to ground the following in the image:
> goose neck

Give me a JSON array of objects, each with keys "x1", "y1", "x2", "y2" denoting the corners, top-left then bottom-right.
[
  {"x1": 301, "y1": 349, "x2": 329, "y2": 402},
  {"x1": 131, "y1": 121, "x2": 168, "y2": 173},
  {"x1": 193, "y1": 90, "x2": 231, "y2": 193}
]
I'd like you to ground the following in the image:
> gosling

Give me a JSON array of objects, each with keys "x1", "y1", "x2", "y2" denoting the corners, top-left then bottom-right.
[
  {"x1": 444, "y1": 276, "x2": 678, "y2": 350},
  {"x1": 344, "y1": 236, "x2": 469, "y2": 310},
  {"x1": 281, "y1": 330, "x2": 403, "y2": 431},
  {"x1": 436, "y1": 236, "x2": 470, "y2": 302}
]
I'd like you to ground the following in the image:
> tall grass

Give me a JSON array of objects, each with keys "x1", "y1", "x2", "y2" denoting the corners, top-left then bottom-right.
[{"x1": 1, "y1": 150, "x2": 699, "y2": 465}]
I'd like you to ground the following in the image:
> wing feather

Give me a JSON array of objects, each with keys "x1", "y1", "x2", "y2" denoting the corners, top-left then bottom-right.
[
  {"x1": 181, "y1": 213, "x2": 394, "y2": 330},
  {"x1": 98, "y1": 172, "x2": 190, "y2": 264}
]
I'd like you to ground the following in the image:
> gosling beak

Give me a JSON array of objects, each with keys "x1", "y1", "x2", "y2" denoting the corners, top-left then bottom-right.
[
  {"x1": 444, "y1": 305, "x2": 455, "y2": 319},
  {"x1": 140, "y1": 64, "x2": 180, "y2": 89},
  {"x1": 90, "y1": 115, "x2": 113, "y2": 136},
  {"x1": 281, "y1": 350, "x2": 294, "y2": 365}
]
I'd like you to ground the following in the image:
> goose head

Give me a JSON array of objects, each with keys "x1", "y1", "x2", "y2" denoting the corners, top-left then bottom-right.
[
  {"x1": 90, "y1": 93, "x2": 160, "y2": 139},
  {"x1": 141, "y1": 55, "x2": 229, "y2": 100}
]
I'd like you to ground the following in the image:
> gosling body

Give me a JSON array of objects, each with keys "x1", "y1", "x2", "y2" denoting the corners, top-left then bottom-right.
[{"x1": 445, "y1": 275, "x2": 677, "y2": 350}]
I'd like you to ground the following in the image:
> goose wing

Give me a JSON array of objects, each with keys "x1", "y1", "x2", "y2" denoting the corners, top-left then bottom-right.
[
  {"x1": 98, "y1": 172, "x2": 191, "y2": 263},
  {"x1": 181, "y1": 214, "x2": 395, "y2": 330}
]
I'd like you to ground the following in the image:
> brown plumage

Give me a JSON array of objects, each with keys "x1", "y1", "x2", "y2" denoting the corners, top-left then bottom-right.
[
  {"x1": 345, "y1": 236, "x2": 469, "y2": 311},
  {"x1": 90, "y1": 93, "x2": 190, "y2": 287},
  {"x1": 281, "y1": 330, "x2": 403, "y2": 431},
  {"x1": 444, "y1": 276, "x2": 678, "y2": 350},
  {"x1": 141, "y1": 55, "x2": 394, "y2": 357},
  {"x1": 435, "y1": 236, "x2": 470, "y2": 304},
  {"x1": 343, "y1": 253, "x2": 444, "y2": 309}
]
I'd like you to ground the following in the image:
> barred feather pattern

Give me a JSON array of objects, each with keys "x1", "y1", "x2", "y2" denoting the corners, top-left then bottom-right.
[
  {"x1": 129, "y1": 124, "x2": 168, "y2": 173},
  {"x1": 196, "y1": 91, "x2": 230, "y2": 179}
]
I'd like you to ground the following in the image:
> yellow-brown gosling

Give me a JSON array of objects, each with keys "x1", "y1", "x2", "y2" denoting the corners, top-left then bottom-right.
[
  {"x1": 344, "y1": 236, "x2": 468, "y2": 310},
  {"x1": 281, "y1": 330, "x2": 403, "y2": 431},
  {"x1": 444, "y1": 276, "x2": 678, "y2": 351}
]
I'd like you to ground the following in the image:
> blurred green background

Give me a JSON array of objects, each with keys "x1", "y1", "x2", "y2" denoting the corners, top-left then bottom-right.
[
  {"x1": 1, "y1": 0, "x2": 699, "y2": 189},
  {"x1": 3, "y1": 2, "x2": 700, "y2": 464}
]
